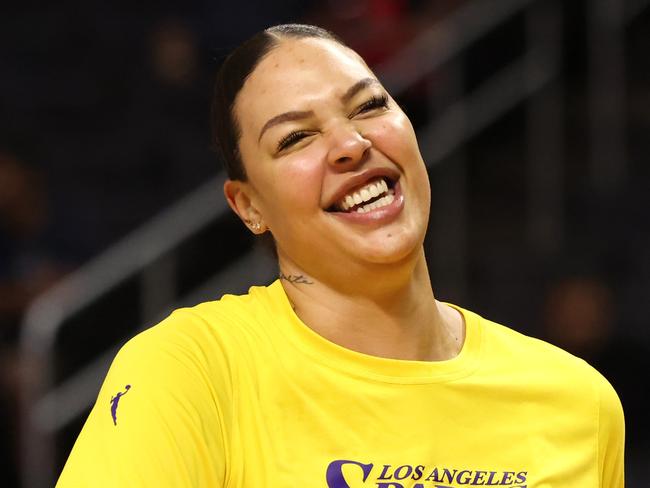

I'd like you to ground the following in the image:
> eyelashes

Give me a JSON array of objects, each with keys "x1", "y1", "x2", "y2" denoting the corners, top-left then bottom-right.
[
  {"x1": 276, "y1": 94, "x2": 389, "y2": 152},
  {"x1": 277, "y1": 131, "x2": 308, "y2": 151},
  {"x1": 354, "y1": 94, "x2": 388, "y2": 115}
]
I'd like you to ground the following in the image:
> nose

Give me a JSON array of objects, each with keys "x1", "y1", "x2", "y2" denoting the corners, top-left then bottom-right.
[{"x1": 326, "y1": 124, "x2": 372, "y2": 168}]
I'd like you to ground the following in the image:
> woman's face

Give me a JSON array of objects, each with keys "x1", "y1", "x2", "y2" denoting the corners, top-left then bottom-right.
[{"x1": 227, "y1": 37, "x2": 431, "y2": 280}]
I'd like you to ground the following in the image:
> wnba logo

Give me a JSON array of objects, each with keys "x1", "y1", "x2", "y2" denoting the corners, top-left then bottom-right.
[{"x1": 110, "y1": 384, "x2": 131, "y2": 426}]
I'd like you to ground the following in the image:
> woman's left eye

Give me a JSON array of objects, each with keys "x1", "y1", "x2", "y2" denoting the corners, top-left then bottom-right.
[{"x1": 354, "y1": 95, "x2": 389, "y2": 116}]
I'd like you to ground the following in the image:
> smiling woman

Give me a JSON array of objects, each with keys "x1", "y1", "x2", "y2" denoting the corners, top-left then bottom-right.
[
  {"x1": 56, "y1": 24, "x2": 625, "y2": 488},
  {"x1": 222, "y1": 27, "x2": 432, "y2": 299}
]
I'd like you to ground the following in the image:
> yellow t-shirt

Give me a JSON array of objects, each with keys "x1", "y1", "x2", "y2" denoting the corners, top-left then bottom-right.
[{"x1": 57, "y1": 280, "x2": 624, "y2": 487}]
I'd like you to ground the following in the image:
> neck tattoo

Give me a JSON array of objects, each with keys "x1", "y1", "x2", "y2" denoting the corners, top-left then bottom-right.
[{"x1": 279, "y1": 272, "x2": 314, "y2": 285}]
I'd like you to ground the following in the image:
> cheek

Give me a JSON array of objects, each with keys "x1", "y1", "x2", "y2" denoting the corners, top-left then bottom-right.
[
  {"x1": 366, "y1": 115, "x2": 431, "y2": 209},
  {"x1": 265, "y1": 148, "x2": 326, "y2": 214},
  {"x1": 366, "y1": 115, "x2": 422, "y2": 165}
]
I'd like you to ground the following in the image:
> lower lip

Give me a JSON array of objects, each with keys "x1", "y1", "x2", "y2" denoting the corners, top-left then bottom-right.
[{"x1": 329, "y1": 180, "x2": 405, "y2": 224}]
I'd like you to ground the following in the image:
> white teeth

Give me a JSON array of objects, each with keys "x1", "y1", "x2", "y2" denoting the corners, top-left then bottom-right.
[
  {"x1": 338, "y1": 178, "x2": 393, "y2": 211},
  {"x1": 355, "y1": 192, "x2": 395, "y2": 213}
]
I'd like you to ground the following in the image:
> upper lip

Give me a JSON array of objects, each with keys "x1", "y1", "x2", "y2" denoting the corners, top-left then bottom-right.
[{"x1": 323, "y1": 166, "x2": 401, "y2": 211}]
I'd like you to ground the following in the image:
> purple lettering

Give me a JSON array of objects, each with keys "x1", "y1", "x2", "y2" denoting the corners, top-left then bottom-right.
[
  {"x1": 472, "y1": 471, "x2": 488, "y2": 484},
  {"x1": 377, "y1": 465, "x2": 393, "y2": 480},
  {"x1": 376, "y1": 484, "x2": 403, "y2": 488},
  {"x1": 412, "y1": 465, "x2": 425, "y2": 480},
  {"x1": 515, "y1": 472, "x2": 527, "y2": 483},
  {"x1": 326, "y1": 460, "x2": 373, "y2": 488},
  {"x1": 485, "y1": 471, "x2": 501, "y2": 486},
  {"x1": 500, "y1": 472, "x2": 515, "y2": 485},
  {"x1": 456, "y1": 470, "x2": 472, "y2": 484},
  {"x1": 441, "y1": 469, "x2": 457, "y2": 483},
  {"x1": 394, "y1": 466, "x2": 413, "y2": 480},
  {"x1": 425, "y1": 468, "x2": 441, "y2": 482}
]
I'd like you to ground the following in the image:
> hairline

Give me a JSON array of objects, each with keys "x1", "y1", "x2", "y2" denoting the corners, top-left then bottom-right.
[{"x1": 230, "y1": 36, "x2": 368, "y2": 179}]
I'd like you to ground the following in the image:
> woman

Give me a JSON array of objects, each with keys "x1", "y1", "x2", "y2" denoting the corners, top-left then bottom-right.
[{"x1": 57, "y1": 24, "x2": 624, "y2": 487}]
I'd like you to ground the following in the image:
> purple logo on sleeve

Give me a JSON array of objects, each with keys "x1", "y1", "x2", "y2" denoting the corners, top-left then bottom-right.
[{"x1": 110, "y1": 384, "x2": 131, "y2": 426}]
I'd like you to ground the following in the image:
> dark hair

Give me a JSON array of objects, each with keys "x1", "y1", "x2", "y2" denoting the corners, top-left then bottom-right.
[{"x1": 211, "y1": 24, "x2": 344, "y2": 181}]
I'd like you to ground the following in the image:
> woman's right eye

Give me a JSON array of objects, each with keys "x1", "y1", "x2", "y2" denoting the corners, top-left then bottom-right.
[{"x1": 277, "y1": 131, "x2": 308, "y2": 151}]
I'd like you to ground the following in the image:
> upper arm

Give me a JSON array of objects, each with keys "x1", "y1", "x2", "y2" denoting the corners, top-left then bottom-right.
[{"x1": 57, "y1": 322, "x2": 228, "y2": 487}]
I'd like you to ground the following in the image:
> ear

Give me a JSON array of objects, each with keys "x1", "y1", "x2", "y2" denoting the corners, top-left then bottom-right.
[{"x1": 223, "y1": 179, "x2": 266, "y2": 234}]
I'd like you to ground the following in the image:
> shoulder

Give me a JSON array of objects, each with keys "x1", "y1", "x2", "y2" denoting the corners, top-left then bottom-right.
[
  {"x1": 474, "y1": 310, "x2": 625, "y2": 482},
  {"x1": 476, "y1": 309, "x2": 623, "y2": 422},
  {"x1": 112, "y1": 282, "x2": 279, "y2": 381},
  {"x1": 462, "y1": 308, "x2": 622, "y2": 404},
  {"x1": 89, "y1": 286, "x2": 281, "y2": 439},
  {"x1": 56, "y1": 295, "x2": 260, "y2": 487},
  {"x1": 479, "y1": 313, "x2": 596, "y2": 373}
]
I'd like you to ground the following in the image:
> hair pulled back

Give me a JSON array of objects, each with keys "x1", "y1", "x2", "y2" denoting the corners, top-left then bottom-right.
[{"x1": 211, "y1": 24, "x2": 344, "y2": 181}]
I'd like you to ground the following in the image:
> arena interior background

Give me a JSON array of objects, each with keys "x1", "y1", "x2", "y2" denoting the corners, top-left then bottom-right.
[{"x1": 1, "y1": 0, "x2": 649, "y2": 486}]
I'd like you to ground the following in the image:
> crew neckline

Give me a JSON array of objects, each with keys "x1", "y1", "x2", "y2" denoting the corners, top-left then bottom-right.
[{"x1": 260, "y1": 280, "x2": 483, "y2": 384}]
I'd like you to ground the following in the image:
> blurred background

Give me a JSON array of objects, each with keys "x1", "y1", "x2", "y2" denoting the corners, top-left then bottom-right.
[{"x1": 1, "y1": 0, "x2": 649, "y2": 486}]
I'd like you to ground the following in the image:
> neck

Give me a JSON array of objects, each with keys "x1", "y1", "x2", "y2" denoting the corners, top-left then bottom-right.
[{"x1": 278, "y1": 249, "x2": 464, "y2": 361}]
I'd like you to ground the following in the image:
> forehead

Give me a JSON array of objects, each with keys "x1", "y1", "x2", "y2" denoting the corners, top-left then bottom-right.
[{"x1": 235, "y1": 38, "x2": 375, "y2": 133}]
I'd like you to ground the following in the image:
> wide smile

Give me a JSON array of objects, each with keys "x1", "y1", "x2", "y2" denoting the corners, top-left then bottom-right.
[
  {"x1": 329, "y1": 177, "x2": 395, "y2": 213},
  {"x1": 325, "y1": 166, "x2": 400, "y2": 210},
  {"x1": 326, "y1": 177, "x2": 404, "y2": 224}
]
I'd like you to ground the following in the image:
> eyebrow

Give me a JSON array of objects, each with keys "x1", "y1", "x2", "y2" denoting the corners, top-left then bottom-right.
[
  {"x1": 257, "y1": 77, "x2": 382, "y2": 142},
  {"x1": 258, "y1": 110, "x2": 314, "y2": 142},
  {"x1": 341, "y1": 77, "x2": 381, "y2": 103}
]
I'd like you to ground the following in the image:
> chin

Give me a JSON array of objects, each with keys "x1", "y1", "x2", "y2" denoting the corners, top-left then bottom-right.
[{"x1": 353, "y1": 229, "x2": 424, "y2": 265}]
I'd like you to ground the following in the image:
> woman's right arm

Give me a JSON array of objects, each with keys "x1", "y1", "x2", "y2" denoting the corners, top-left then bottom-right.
[{"x1": 56, "y1": 314, "x2": 229, "y2": 487}]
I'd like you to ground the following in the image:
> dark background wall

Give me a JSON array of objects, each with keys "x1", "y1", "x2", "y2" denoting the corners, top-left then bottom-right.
[{"x1": 1, "y1": 1, "x2": 649, "y2": 486}]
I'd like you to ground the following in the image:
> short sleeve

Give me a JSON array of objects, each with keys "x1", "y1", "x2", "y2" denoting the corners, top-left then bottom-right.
[
  {"x1": 597, "y1": 375, "x2": 625, "y2": 487},
  {"x1": 56, "y1": 315, "x2": 229, "y2": 487}
]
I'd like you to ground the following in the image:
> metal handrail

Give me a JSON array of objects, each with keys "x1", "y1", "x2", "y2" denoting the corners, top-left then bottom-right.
[
  {"x1": 20, "y1": 174, "x2": 226, "y2": 359},
  {"x1": 30, "y1": 245, "x2": 277, "y2": 435},
  {"x1": 419, "y1": 49, "x2": 556, "y2": 165},
  {"x1": 376, "y1": 0, "x2": 538, "y2": 93}
]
